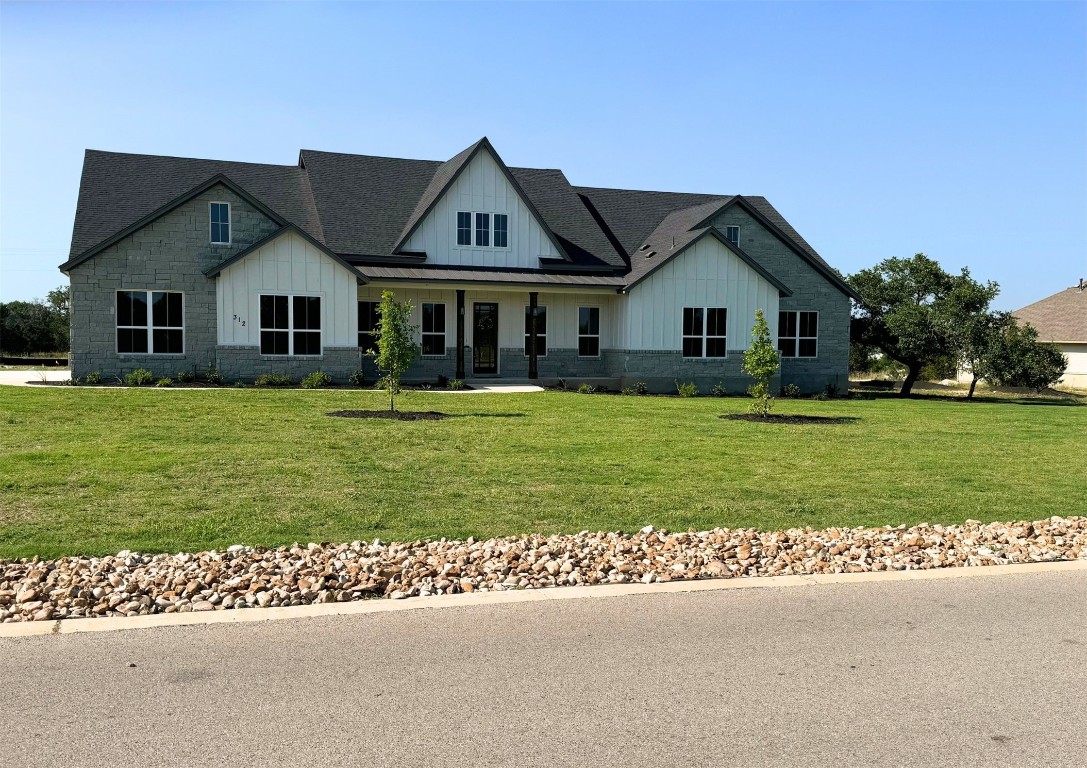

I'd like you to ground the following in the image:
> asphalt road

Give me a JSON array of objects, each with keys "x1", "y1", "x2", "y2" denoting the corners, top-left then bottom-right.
[{"x1": 5, "y1": 569, "x2": 1086, "y2": 767}]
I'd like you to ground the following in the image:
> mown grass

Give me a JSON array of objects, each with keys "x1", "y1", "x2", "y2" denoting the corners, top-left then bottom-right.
[{"x1": 0, "y1": 386, "x2": 1083, "y2": 559}]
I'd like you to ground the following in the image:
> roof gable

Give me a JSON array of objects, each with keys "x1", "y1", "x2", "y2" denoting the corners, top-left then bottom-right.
[{"x1": 204, "y1": 224, "x2": 368, "y2": 284}]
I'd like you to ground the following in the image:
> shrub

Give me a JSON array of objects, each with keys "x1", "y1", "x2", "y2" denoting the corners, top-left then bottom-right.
[
  {"x1": 711, "y1": 382, "x2": 728, "y2": 397},
  {"x1": 65, "y1": 377, "x2": 83, "y2": 386},
  {"x1": 577, "y1": 383, "x2": 596, "y2": 394},
  {"x1": 632, "y1": 382, "x2": 649, "y2": 395},
  {"x1": 556, "y1": 378, "x2": 568, "y2": 391},
  {"x1": 348, "y1": 370, "x2": 367, "y2": 388},
  {"x1": 254, "y1": 373, "x2": 293, "y2": 388},
  {"x1": 811, "y1": 391, "x2": 829, "y2": 401},
  {"x1": 436, "y1": 374, "x2": 449, "y2": 387},
  {"x1": 449, "y1": 378, "x2": 465, "y2": 391},
  {"x1": 177, "y1": 370, "x2": 194, "y2": 383},
  {"x1": 825, "y1": 383, "x2": 840, "y2": 398},
  {"x1": 123, "y1": 368, "x2": 154, "y2": 387},
  {"x1": 155, "y1": 377, "x2": 174, "y2": 388},
  {"x1": 676, "y1": 381, "x2": 698, "y2": 398},
  {"x1": 85, "y1": 371, "x2": 102, "y2": 385},
  {"x1": 781, "y1": 383, "x2": 801, "y2": 398},
  {"x1": 203, "y1": 367, "x2": 224, "y2": 385},
  {"x1": 233, "y1": 380, "x2": 247, "y2": 388},
  {"x1": 300, "y1": 370, "x2": 333, "y2": 389},
  {"x1": 621, "y1": 387, "x2": 639, "y2": 396}
]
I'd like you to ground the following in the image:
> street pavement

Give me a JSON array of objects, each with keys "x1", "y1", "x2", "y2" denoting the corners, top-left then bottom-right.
[{"x1": 5, "y1": 569, "x2": 1086, "y2": 767}]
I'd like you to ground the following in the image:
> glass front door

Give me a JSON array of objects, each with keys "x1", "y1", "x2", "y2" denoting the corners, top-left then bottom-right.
[{"x1": 473, "y1": 302, "x2": 499, "y2": 375}]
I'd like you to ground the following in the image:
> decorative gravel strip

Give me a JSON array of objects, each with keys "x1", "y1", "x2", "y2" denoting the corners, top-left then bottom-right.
[{"x1": 2, "y1": 516, "x2": 1085, "y2": 623}]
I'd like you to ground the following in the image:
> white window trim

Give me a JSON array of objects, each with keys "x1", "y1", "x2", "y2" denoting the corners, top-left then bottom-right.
[
  {"x1": 577, "y1": 305, "x2": 601, "y2": 359},
  {"x1": 258, "y1": 293, "x2": 323, "y2": 357},
  {"x1": 724, "y1": 225, "x2": 740, "y2": 246},
  {"x1": 210, "y1": 201, "x2": 232, "y2": 246},
  {"x1": 681, "y1": 306, "x2": 728, "y2": 360},
  {"x1": 455, "y1": 210, "x2": 510, "y2": 250},
  {"x1": 778, "y1": 310, "x2": 819, "y2": 359},
  {"x1": 421, "y1": 302, "x2": 447, "y2": 358},
  {"x1": 524, "y1": 304, "x2": 547, "y2": 358},
  {"x1": 115, "y1": 289, "x2": 185, "y2": 355}
]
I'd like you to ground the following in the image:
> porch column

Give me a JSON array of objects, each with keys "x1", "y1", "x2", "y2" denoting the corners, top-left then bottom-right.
[
  {"x1": 528, "y1": 291, "x2": 539, "y2": 380},
  {"x1": 456, "y1": 289, "x2": 466, "y2": 380}
]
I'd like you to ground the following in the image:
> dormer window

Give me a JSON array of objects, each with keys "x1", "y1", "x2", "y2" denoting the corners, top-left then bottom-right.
[
  {"x1": 210, "y1": 202, "x2": 231, "y2": 245},
  {"x1": 724, "y1": 225, "x2": 739, "y2": 245},
  {"x1": 456, "y1": 211, "x2": 508, "y2": 248}
]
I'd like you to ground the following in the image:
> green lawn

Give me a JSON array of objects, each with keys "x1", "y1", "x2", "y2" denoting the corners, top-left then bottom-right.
[{"x1": 1, "y1": 386, "x2": 1084, "y2": 559}]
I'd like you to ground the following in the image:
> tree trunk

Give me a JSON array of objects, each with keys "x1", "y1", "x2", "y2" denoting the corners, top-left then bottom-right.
[
  {"x1": 967, "y1": 374, "x2": 978, "y2": 399},
  {"x1": 390, "y1": 391, "x2": 395, "y2": 413},
  {"x1": 900, "y1": 365, "x2": 921, "y2": 396}
]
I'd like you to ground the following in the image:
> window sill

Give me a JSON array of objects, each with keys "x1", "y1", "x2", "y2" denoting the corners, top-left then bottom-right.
[
  {"x1": 259, "y1": 355, "x2": 324, "y2": 360},
  {"x1": 680, "y1": 357, "x2": 729, "y2": 362},
  {"x1": 117, "y1": 353, "x2": 187, "y2": 358}
]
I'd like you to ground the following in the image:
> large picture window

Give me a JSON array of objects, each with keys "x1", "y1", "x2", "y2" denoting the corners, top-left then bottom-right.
[
  {"x1": 682, "y1": 307, "x2": 727, "y2": 358},
  {"x1": 210, "y1": 202, "x2": 231, "y2": 245},
  {"x1": 421, "y1": 302, "x2": 446, "y2": 356},
  {"x1": 578, "y1": 307, "x2": 600, "y2": 357},
  {"x1": 116, "y1": 290, "x2": 183, "y2": 354},
  {"x1": 260, "y1": 294, "x2": 321, "y2": 356},
  {"x1": 779, "y1": 311, "x2": 818, "y2": 358},
  {"x1": 524, "y1": 305, "x2": 547, "y2": 357},
  {"x1": 358, "y1": 300, "x2": 379, "y2": 352}
]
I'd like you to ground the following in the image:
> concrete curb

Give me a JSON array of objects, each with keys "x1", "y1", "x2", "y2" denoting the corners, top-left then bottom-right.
[{"x1": 3, "y1": 559, "x2": 1084, "y2": 639}]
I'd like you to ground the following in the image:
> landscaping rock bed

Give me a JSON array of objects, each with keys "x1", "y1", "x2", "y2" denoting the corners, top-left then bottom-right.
[{"x1": 2, "y1": 516, "x2": 1084, "y2": 623}]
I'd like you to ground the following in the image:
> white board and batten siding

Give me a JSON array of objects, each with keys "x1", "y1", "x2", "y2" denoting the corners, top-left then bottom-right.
[
  {"x1": 620, "y1": 236, "x2": 780, "y2": 350},
  {"x1": 403, "y1": 149, "x2": 557, "y2": 268},
  {"x1": 217, "y1": 230, "x2": 358, "y2": 347}
]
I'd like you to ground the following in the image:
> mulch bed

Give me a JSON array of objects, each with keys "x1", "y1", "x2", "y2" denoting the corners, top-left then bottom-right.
[
  {"x1": 327, "y1": 410, "x2": 450, "y2": 421},
  {"x1": 721, "y1": 414, "x2": 858, "y2": 425}
]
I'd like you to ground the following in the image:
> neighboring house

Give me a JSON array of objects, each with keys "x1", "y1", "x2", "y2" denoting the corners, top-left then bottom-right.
[
  {"x1": 60, "y1": 138, "x2": 857, "y2": 392},
  {"x1": 1014, "y1": 280, "x2": 1087, "y2": 389}
]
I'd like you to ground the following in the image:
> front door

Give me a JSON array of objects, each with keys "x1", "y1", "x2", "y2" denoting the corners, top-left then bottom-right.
[{"x1": 473, "y1": 302, "x2": 499, "y2": 375}]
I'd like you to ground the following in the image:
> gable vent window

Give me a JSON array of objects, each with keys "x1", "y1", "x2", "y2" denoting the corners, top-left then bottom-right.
[
  {"x1": 421, "y1": 302, "x2": 446, "y2": 356},
  {"x1": 682, "y1": 307, "x2": 727, "y2": 358},
  {"x1": 210, "y1": 202, "x2": 231, "y2": 245},
  {"x1": 260, "y1": 294, "x2": 321, "y2": 356},
  {"x1": 778, "y1": 311, "x2": 818, "y2": 358},
  {"x1": 724, "y1": 225, "x2": 739, "y2": 245},
  {"x1": 456, "y1": 211, "x2": 509, "y2": 248},
  {"x1": 117, "y1": 290, "x2": 184, "y2": 354}
]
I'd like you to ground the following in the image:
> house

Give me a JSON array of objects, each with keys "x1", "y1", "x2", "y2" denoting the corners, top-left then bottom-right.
[
  {"x1": 1014, "y1": 280, "x2": 1087, "y2": 389},
  {"x1": 60, "y1": 138, "x2": 857, "y2": 393}
]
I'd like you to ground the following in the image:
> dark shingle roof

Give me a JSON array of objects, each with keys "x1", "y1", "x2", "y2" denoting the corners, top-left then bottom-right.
[{"x1": 1014, "y1": 285, "x2": 1087, "y2": 342}]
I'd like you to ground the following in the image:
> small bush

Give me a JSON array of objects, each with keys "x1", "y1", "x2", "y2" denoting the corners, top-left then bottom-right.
[
  {"x1": 233, "y1": 380, "x2": 247, "y2": 388},
  {"x1": 577, "y1": 383, "x2": 596, "y2": 394},
  {"x1": 85, "y1": 371, "x2": 102, "y2": 385},
  {"x1": 155, "y1": 377, "x2": 174, "y2": 388},
  {"x1": 676, "y1": 381, "x2": 698, "y2": 398},
  {"x1": 300, "y1": 370, "x2": 333, "y2": 389},
  {"x1": 204, "y1": 367, "x2": 224, "y2": 385},
  {"x1": 436, "y1": 374, "x2": 449, "y2": 387},
  {"x1": 65, "y1": 377, "x2": 83, "y2": 387},
  {"x1": 124, "y1": 368, "x2": 154, "y2": 387},
  {"x1": 621, "y1": 387, "x2": 638, "y2": 396},
  {"x1": 177, "y1": 370, "x2": 194, "y2": 383},
  {"x1": 711, "y1": 382, "x2": 728, "y2": 397},
  {"x1": 781, "y1": 383, "x2": 801, "y2": 398},
  {"x1": 254, "y1": 373, "x2": 293, "y2": 388},
  {"x1": 556, "y1": 378, "x2": 568, "y2": 391},
  {"x1": 824, "y1": 383, "x2": 840, "y2": 398},
  {"x1": 449, "y1": 379, "x2": 465, "y2": 390},
  {"x1": 348, "y1": 370, "x2": 367, "y2": 387},
  {"x1": 811, "y1": 391, "x2": 829, "y2": 401}
]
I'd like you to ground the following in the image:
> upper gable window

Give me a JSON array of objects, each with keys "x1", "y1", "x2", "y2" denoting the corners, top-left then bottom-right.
[
  {"x1": 456, "y1": 211, "x2": 508, "y2": 248},
  {"x1": 724, "y1": 226, "x2": 739, "y2": 245},
  {"x1": 210, "y1": 202, "x2": 231, "y2": 245}
]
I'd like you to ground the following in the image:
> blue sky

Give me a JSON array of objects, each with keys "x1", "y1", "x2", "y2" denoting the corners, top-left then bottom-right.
[{"x1": 1, "y1": 1, "x2": 1084, "y2": 309}]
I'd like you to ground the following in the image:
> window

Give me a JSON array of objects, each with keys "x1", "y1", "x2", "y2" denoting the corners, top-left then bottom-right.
[
  {"x1": 475, "y1": 213, "x2": 490, "y2": 247},
  {"x1": 455, "y1": 211, "x2": 508, "y2": 247},
  {"x1": 682, "y1": 307, "x2": 727, "y2": 358},
  {"x1": 494, "y1": 214, "x2": 509, "y2": 248},
  {"x1": 778, "y1": 311, "x2": 818, "y2": 358},
  {"x1": 421, "y1": 302, "x2": 446, "y2": 356},
  {"x1": 210, "y1": 202, "x2": 231, "y2": 245},
  {"x1": 457, "y1": 212, "x2": 472, "y2": 246},
  {"x1": 524, "y1": 305, "x2": 547, "y2": 357},
  {"x1": 724, "y1": 225, "x2": 739, "y2": 245},
  {"x1": 260, "y1": 294, "x2": 321, "y2": 356},
  {"x1": 358, "y1": 300, "x2": 379, "y2": 352},
  {"x1": 116, "y1": 290, "x2": 183, "y2": 354},
  {"x1": 578, "y1": 307, "x2": 600, "y2": 357}
]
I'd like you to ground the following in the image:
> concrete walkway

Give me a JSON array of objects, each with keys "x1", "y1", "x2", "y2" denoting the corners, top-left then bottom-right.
[{"x1": 0, "y1": 369, "x2": 70, "y2": 386}]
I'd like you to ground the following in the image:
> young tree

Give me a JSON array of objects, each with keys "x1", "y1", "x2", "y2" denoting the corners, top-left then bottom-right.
[
  {"x1": 372, "y1": 290, "x2": 419, "y2": 412},
  {"x1": 849, "y1": 254, "x2": 998, "y2": 396},
  {"x1": 742, "y1": 309, "x2": 780, "y2": 417}
]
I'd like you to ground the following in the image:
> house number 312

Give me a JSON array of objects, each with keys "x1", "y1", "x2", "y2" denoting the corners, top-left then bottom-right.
[{"x1": 233, "y1": 314, "x2": 247, "y2": 327}]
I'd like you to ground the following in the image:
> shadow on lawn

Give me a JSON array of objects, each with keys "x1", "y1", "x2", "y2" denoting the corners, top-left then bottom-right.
[
  {"x1": 327, "y1": 410, "x2": 525, "y2": 421},
  {"x1": 850, "y1": 389, "x2": 1084, "y2": 407}
]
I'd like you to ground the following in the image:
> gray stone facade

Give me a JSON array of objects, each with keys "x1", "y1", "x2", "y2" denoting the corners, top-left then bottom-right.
[
  {"x1": 68, "y1": 184, "x2": 280, "y2": 380},
  {"x1": 216, "y1": 346, "x2": 364, "y2": 384},
  {"x1": 712, "y1": 207, "x2": 851, "y2": 393}
]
